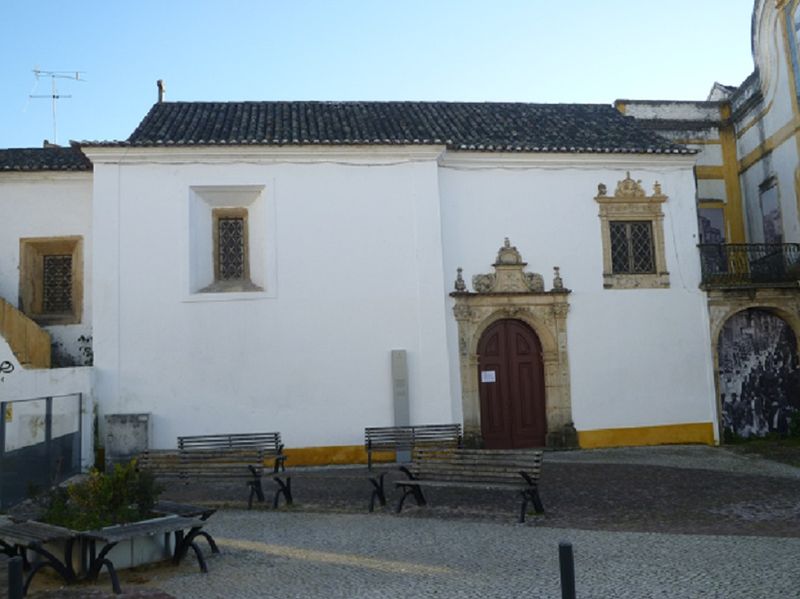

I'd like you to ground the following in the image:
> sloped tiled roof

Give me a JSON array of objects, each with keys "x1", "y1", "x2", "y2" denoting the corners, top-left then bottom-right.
[
  {"x1": 85, "y1": 101, "x2": 692, "y2": 154},
  {"x1": 0, "y1": 147, "x2": 92, "y2": 171}
]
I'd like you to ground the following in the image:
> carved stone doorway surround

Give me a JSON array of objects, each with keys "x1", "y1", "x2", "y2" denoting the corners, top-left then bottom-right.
[{"x1": 451, "y1": 239, "x2": 575, "y2": 448}]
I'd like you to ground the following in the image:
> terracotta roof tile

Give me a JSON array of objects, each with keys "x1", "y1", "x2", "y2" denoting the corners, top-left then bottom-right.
[
  {"x1": 0, "y1": 147, "x2": 92, "y2": 171},
  {"x1": 83, "y1": 101, "x2": 692, "y2": 155}
]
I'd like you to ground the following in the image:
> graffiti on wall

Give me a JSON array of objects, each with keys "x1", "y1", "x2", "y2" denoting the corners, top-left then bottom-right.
[
  {"x1": 718, "y1": 309, "x2": 800, "y2": 438},
  {"x1": 0, "y1": 360, "x2": 13, "y2": 383}
]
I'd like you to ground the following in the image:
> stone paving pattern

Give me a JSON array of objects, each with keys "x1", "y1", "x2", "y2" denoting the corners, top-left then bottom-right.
[{"x1": 25, "y1": 446, "x2": 800, "y2": 598}]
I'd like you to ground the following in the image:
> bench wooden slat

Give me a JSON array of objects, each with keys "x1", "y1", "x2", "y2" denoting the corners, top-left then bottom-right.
[
  {"x1": 140, "y1": 432, "x2": 291, "y2": 509},
  {"x1": 397, "y1": 479, "x2": 528, "y2": 491},
  {"x1": 0, "y1": 521, "x2": 77, "y2": 545},
  {"x1": 364, "y1": 424, "x2": 462, "y2": 468},
  {"x1": 82, "y1": 516, "x2": 202, "y2": 544},
  {"x1": 179, "y1": 433, "x2": 282, "y2": 453},
  {"x1": 392, "y1": 448, "x2": 545, "y2": 522}
]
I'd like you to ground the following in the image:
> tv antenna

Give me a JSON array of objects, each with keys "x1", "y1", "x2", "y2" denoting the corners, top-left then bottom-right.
[{"x1": 29, "y1": 68, "x2": 85, "y2": 145}]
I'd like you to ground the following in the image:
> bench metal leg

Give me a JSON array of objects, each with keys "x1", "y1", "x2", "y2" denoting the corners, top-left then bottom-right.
[
  {"x1": 248, "y1": 479, "x2": 266, "y2": 509},
  {"x1": 519, "y1": 488, "x2": 545, "y2": 523},
  {"x1": 174, "y1": 527, "x2": 210, "y2": 572},
  {"x1": 19, "y1": 537, "x2": 79, "y2": 594},
  {"x1": 168, "y1": 528, "x2": 211, "y2": 578},
  {"x1": 86, "y1": 541, "x2": 122, "y2": 595},
  {"x1": 187, "y1": 541, "x2": 208, "y2": 573},
  {"x1": 530, "y1": 488, "x2": 545, "y2": 514},
  {"x1": 273, "y1": 476, "x2": 292, "y2": 508},
  {"x1": 395, "y1": 485, "x2": 426, "y2": 513},
  {"x1": 272, "y1": 455, "x2": 288, "y2": 474},
  {"x1": 368, "y1": 472, "x2": 387, "y2": 512},
  {"x1": 194, "y1": 530, "x2": 220, "y2": 554}
]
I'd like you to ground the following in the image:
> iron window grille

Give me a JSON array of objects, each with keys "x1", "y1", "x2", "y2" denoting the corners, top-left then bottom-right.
[
  {"x1": 217, "y1": 217, "x2": 246, "y2": 280},
  {"x1": 42, "y1": 254, "x2": 73, "y2": 313},
  {"x1": 609, "y1": 221, "x2": 655, "y2": 274}
]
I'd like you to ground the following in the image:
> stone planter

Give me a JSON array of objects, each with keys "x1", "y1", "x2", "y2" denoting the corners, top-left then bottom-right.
[{"x1": 35, "y1": 514, "x2": 177, "y2": 575}]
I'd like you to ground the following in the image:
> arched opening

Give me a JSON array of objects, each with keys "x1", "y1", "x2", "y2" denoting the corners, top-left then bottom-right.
[
  {"x1": 718, "y1": 308, "x2": 800, "y2": 439},
  {"x1": 477, "y1": 319, "x2": 546, "y2": 448}
]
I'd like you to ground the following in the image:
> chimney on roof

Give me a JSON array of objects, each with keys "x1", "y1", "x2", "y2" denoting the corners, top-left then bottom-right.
[{"x1": 157, "y1": 79, "x2": 166, "y2": 103}]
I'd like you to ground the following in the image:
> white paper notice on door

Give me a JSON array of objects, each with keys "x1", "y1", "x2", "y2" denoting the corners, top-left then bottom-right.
[{"x1": 480, "y1": 370, "x2": 496, "y2": 383}]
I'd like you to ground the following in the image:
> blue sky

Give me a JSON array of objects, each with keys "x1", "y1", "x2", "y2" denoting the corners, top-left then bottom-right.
[{"x1": 1, "y1": 0, "x2": 755, "y2": 148}]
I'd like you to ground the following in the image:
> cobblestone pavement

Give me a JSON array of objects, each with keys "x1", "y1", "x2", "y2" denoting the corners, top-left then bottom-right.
[
  {"x1": 24, "y1": 446, "x2": 800, "y2": 597},
  {"x1": 159, "y1": 445, "x2": 800, "y2": 538},
  {"x1": 141, "y1": 510, "x2": 800, "y2": 599}
]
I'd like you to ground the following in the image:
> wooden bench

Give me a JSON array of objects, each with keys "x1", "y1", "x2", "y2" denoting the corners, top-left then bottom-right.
[
  {"x1": 0, "y1": 508, "x2": 215, "y2": 597},
  {"x1": 140, "y1": 432, "x2": 291, "y2": 509},
  {"x1": 82, "y1": 515, "x2": 207, "y2": 594},
  {"x1": 152, "y1": 500, "x2": 219, "y2": 555},
  {"x1": 179, "y1": 433, "x2": 290, "y2": 509},
  {"x1": 394, "y1": 448, "x2": 544, "y2": 523},
  {"x1": 364, "y1": 424, "x2": 462, "y2": 470},
  {"x1": 0, "y1": 520, "x2": 80, "y2": 595}
]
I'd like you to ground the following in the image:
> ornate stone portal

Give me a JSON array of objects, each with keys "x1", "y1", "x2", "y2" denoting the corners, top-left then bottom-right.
[{"x1": 451, "y1": 239, "x2": 574, "y2": 448}]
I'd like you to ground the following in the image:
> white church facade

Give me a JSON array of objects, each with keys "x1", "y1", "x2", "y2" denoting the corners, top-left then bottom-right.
[{"x1": 2, "y1": 0, "x2": 798, "y2": 467}]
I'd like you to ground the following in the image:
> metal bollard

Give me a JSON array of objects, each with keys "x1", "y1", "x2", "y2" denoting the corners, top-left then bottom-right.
[
  {"x1": 558, "y1": 541, "x2": 576, "y2": 599},
  {"x1": 8, "y1": 555, "x2": 23, "y2": 599}
]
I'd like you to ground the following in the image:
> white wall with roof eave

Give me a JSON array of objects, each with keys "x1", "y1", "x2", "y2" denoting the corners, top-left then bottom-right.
[
  {"x1": 0, "y1": 172, "x2": 93, "y2": 364},
  {"x1": 621, "y1": 101, "x2": 723, "y2": 122},
  {"x1": 83, "y1": 145, "x2": 453, "y2": 450},
  {"x1": 437, "y1": 152, "x2": 717, "y2": 438}
]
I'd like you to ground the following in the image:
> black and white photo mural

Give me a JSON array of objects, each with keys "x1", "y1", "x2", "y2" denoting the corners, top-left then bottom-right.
[{"x1": 718, "y1": 309, "x2": 800, "y2": 439}]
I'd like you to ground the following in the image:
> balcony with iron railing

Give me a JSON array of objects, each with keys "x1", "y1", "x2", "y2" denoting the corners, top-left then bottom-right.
[{"x1": 698, "y1": 243, "x2": 800, "y2": 289}]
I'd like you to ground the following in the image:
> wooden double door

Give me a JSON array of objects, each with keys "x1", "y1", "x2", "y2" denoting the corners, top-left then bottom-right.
[{"x1": 477, "y1": 319, "x2": 546, "y2": 448}]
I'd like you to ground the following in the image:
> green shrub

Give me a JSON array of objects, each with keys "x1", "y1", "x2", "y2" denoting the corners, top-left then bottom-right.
[{"x1": 39, "y1": 459, "x2": 162, "y2": 530}]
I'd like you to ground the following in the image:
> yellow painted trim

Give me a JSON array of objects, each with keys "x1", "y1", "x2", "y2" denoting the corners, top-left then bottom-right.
[
  {"x1": 0, "y1": 298, "x2": 51, "y2": 369},
  {"x1": 736, "y1": 102, "x2": 774, "y2": 139},
  {"x1": 698, "y1": 201, "x2": 725, "y2": 209},
  {"x1": 795, "y1": 165, "x2": 800, "y2": 221},
  {"x1": 694, "y1": 166, "x2": 725, "y2": 180},
  {"x1": 282, "y1": 445, "x2": 394, "y2": 467},
  {"x1": 577, "y1": 423, "x2": 715, "y2": 449},
  {"x1": 738, "y1": 118, "x2": 800, "y2": 173},
  {"x1": 614, "y1": 100, "x2": 627, "y2": 115},
  {"x1": 719, "y1": 104, "x2": 746, "y2": 243},
  {"x1": 784, "y1": 0, "x2": 800, "y2": 220}
]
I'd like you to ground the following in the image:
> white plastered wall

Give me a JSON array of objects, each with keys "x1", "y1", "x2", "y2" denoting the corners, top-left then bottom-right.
[
  {"x1": 86, "y1": 147, "x2": 453, "y2": 449},
  {"x1": 438, "y1": 154, "x2": 717, "y2": 436},
  {"x1": 738, "y1": 0, "x2": 800, "y2": 243},
  {"x1": 0, "y1": 173, "x2": 93, "y2": 362},
  {"x1": 0, "y1": 332, "x2": 94, "y2": 468}
]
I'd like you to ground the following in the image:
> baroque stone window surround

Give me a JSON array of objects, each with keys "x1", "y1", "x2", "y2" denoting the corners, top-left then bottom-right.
[
  {"x1": 451, "y1": 239, "x2": 574, "y2": 448},
  {"x1": 595, "y1": 173, "x2": 669, "y2": 289},
  {"x1": 19, "y1": 236, "x2": 83, "y2": 325}
]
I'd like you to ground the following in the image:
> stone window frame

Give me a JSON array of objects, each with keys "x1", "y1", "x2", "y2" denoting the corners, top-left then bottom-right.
[
  {"x1": 190, "y1": 185, "x2": 266, "y2": 295},
  {"x1": 19, "y1": 236, "x2": 83, "y2": 325},
  {"x1": 595, "y1": 173, "x2": 669, "y2": 290}
]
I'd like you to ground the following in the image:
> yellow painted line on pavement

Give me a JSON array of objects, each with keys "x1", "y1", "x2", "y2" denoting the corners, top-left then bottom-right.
[{"x1": 215, "y1": 538, "x2": 454, "y2": 576}]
